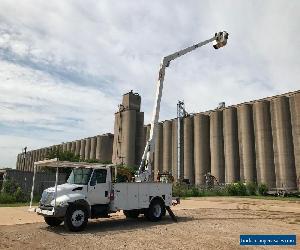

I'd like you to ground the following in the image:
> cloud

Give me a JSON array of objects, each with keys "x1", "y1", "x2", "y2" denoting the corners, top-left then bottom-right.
[{"x1": 0, "y1": 0, "x2": 299, "y2": 167}]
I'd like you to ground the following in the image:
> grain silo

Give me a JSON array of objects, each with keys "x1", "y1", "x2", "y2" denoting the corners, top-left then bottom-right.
[
  {"x1": 194, "y1": 113, "x2": 210, "y2": 185},
  {"x1": 75, "y1": 140, "x2": 81, "y2": 156},
  {"x1": 71, "y1": 141, "x2": 76, "y2": 154},
  {"x1": 119, "y1": 110, "x2": 137, "y2": 166},
  {"x1": 163, "y1": 120, "x2": 172, "y2": 172},
  {"x1": 223, "y1": 107, "x2": 240, "y2": 183},
  {"x1": 154, "y1": 122, "x2": 163, "y2": 177},
  {"x1": 85, "y1": 138, "x2": 91, "y2": 160},
  {"x1": 210, "y1": 110, "x2": 225, "y2": 183},
  {"x1": 289, "y1": 93, "x2": 300, "y2": 190},
  {"x1": 253, "y1": 100, "x2": 276, "y2": 188},
  {"x1": 96, "y1": 134, "x2": 114, "y2": 163},
  {"x1": 183, "y1": 116, "x2": 194, "y2": 184},
  {"x1": 89, "y1": 136, "x2": 97, "y2": 160},
  {"x1": 135, "y1": 112, "x2": 145, "y2": 165},
  {"x1": 80, "y1": 139, "x2": 86, "y2": 159},
  {"x1": 171, "y1": 119, "x2": 178, "y2": 180},
  {"x1": 270, "y1": 96, "x2": 297, "y2": 189},
  {"x1": 237, "y1": 104, "x2": 256, "y2": 183},
  {"x1": 66, "y1": 142, "x2": 72, "y2": 152}
]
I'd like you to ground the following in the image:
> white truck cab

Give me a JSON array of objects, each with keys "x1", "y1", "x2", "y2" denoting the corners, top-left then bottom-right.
[{"x1": 32, "y1": 160, "x2": 173, "y2": 232}]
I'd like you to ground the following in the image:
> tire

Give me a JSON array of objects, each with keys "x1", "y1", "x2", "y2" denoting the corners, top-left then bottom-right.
[
  {"x1": 44, "y1": 217, "x2": 63, "y2": 227},
  {"x1": 123, "y1": 209, "x2": 140, "y2": 219},
  {"x1": 146, "y1": 199, "x2": 164, "y2": 222},
  {"x1": 64, "y1": 204, "x2": 88, "y2": 232}
]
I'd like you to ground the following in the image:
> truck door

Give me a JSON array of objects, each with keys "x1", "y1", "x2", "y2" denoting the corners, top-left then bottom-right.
[{"x1": 87, "y1": 169, "x2": 110, "y2": 205}]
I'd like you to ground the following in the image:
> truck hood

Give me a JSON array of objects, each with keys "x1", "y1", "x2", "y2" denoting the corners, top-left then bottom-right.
[
  {"x1": 41, "y1": 183, "x2": 87, "y2": 206},
  {"x1": 46, "y1": 183, "x2": 86, "y2": 195}
]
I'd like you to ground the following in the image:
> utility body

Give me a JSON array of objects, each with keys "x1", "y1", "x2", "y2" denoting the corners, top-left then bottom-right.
[{"x1": 34, "y1": 160, "x2": 172, "y2": 231}]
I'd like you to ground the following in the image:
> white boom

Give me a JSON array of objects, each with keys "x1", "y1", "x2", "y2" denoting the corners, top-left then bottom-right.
[{"x1": 136, "y1": 31, "x2": 229, "y2": 182}]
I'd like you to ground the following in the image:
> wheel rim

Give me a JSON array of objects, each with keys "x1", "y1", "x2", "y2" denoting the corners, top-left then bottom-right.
[
  {"x1": 71, "y1": 210, "x2": 85, "y2": 227},
  {"x1": 153, "y1": 204, "x2": 162, "y2": 218}
]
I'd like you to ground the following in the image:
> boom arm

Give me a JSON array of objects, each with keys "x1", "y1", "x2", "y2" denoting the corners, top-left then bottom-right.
[{"x1": 136, "y1": 32, "x2": 228, "y2": 182}]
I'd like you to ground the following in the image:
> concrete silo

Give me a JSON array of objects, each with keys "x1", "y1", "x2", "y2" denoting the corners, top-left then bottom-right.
[
  {"x1": 80, "y1": 139, "x2": 86, "y2": 160},
  {"x1": 154, "y1": 122, "x2": 163, "y2": 178},
  {"x1": 171, "y1": 119, "x2": 178, "y2": 180},
  {"x1": 163, "y1": 120, "x2": 172, "y2": 172},
  {"x1": 183, "y1": 116, "x2": 194, "y2": 184},
  {"x1": 89, "y1": 137, "x2": 97, "y2": 160},
  {"x1": 96, "y1": 134, "x2": 114, "y2": 163},
  {"x1": 62, "y1": 143, "x2": 67, "y2": 152},
  {"x1": 270, "y1": 96, "x2": 297, "y2": 189},
  {"x1": 223, "y1": 107, "x2": 240, "y2": 183},
  {"x1": 194, "y1": 113, "x2": 210, "y2": 185},
  {"x1": 135, "y1": 112, "x2": 145, "y2": 165},
  {"x1": 253, "y1": 100, "x2": 276, "y2": 188},
  {"x1": 112, "y1": 112, "x2": 121, "y2": 164},
  {"x1": 75, "y1": 140, "x2": 81, "y2": 156},
  {"x1": 210, "y1": 110, "x2": 225, "y2": 183},
  {"x1": 289, "y1": 93, "x2": 300, "y2": 190},
  {"x1": 120, "y1": 110, "x2": 137, "y2": 166},
  {"x1": 112, "y1": 110, "x2": 136, "y2": 166},
  {"x1": 71, "y1": 141, "x2": 76, "y2": 154},
  {"x1": 237, "y1": 104, "x2": 256, "y2": 183},
  {"x1": 66, "y1": 142, "x2": 72, "y2": 152},
  {"x1": 85, "y1": 138, "x2": 91, "y2": 160}
]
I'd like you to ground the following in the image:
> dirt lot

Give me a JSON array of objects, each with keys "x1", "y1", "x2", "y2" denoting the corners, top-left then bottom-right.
[{"x1": 0, "y1": 197, "x2": 299, "y2": 250}]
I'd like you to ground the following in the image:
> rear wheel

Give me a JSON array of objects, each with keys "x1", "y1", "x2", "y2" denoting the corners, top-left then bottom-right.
[
  {"x1": 64, "y1": 205, "x2": 88, "y2": 232},
  {"x1": 123, "y1": 209, "x2": 140, "y2": 219},
  {"x1": 44, "y1": 217, "x2": 63, "y2": 227},
  {"x1": 145, "y1": 199, "x2": 165, "y2": 222}
]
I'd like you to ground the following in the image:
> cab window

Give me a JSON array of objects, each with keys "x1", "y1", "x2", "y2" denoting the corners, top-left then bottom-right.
[{"x1": 90, "y1": 169, "x2": 107, "y2": 185}]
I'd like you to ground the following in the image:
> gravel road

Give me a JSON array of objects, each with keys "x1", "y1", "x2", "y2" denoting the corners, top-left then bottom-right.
[{"x1": 0, "y1": 197, "x2": 299, "y2": 250}]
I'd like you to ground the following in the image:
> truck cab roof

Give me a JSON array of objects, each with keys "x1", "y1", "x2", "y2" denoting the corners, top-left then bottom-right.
[{"x1": 34, "y1": 158, "x2": 115, "y2": 170}]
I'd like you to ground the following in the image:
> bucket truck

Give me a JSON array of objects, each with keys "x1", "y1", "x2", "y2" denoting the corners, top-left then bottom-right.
[{"x1": 31, "y1": 31, "x2": 228, "y2": 231}]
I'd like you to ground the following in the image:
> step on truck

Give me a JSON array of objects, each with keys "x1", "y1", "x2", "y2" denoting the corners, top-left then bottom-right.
[{"x1": 31, "y1": 159, "x2": 173, "y2": 231}]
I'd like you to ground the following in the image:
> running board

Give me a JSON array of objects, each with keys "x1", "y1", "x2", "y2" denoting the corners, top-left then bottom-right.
[{"x1": 166, "y1": 206, "x2": 177, "y2": 222}]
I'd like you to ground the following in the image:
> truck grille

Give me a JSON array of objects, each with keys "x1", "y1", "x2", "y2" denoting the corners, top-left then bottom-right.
[{"x1": 40, "y1": 191, "x2": 54, "y2": 206}]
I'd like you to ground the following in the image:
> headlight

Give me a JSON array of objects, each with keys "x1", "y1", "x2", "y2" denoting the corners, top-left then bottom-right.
[{"x1": 54, "y1": 200, "x2": 68, "y2": 207}]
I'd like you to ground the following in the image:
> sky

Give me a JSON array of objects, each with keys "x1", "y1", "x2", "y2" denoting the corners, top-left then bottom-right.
[{"x1": 0, "y1": 0, "x2": 299, "y2": 168}]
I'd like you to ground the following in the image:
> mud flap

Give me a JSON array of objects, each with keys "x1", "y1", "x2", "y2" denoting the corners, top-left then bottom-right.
[{"x1": 166, "y1": 206, "x2": 177, "y2": 222}]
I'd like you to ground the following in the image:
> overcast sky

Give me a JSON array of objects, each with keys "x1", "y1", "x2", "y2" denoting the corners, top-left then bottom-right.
[{"x1": 0, "y1": 0, "x2": 299, "y2": 168}]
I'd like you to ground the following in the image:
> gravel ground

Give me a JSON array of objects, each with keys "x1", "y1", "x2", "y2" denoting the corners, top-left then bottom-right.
[{"x1": 0, "y1": 197, "x2": 299, "y2": 250}]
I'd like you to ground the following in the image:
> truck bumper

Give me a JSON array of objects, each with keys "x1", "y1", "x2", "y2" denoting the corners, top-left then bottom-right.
[{"x1": 36, "y1": 206, "x2": 67, "y2": 217}]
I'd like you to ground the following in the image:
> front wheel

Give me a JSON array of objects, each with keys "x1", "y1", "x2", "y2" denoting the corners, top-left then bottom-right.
[
  {"x1": 145, "y1": 199, "x2": 165, "y2": 222},
  {"x1": 64, "y1": 205, "x2": 88, "y2": 232},
  {"x1": 44, "y1": 217, "x2": 63, "y2": 227}
]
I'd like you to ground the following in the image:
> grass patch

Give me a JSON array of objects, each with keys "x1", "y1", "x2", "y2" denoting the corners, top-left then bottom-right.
[{"x1": 172, "y1": 182, "x2": 300, "y2": 200}]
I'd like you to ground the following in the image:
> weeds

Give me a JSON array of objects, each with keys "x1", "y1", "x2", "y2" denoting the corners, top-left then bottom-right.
[{"x1": 173, "y1": 182, "x2": 271, "y2": 198}]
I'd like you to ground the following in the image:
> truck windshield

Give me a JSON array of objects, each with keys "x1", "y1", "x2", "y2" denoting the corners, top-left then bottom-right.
[{"x1": 67, "y1": 168, "x2": 92, "y2": 185}]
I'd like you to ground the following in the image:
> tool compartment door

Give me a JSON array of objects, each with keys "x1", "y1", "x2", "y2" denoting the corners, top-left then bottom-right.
[{"x1": 113, "y1": 183, "x2": 139, "y2": 210}]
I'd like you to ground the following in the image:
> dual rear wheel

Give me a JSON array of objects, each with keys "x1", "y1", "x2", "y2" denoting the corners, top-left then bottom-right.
[{"x1": 123, "y1": 199, "x2": 166, "y2": 222}]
